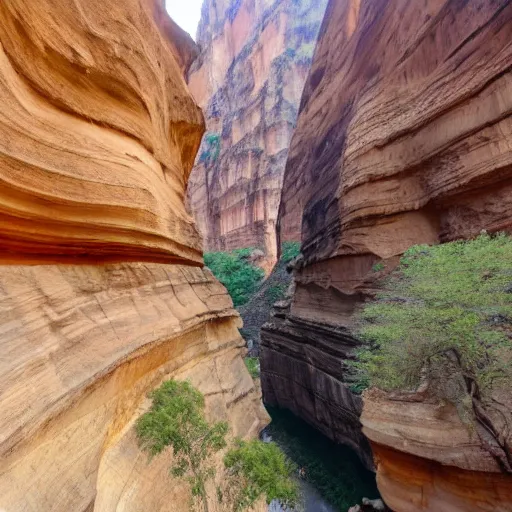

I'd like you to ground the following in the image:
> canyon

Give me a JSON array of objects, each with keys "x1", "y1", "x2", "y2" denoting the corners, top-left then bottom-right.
[
  {"x1": 0, "y1": 1, "x2": 268, "y2": 511},
  {"x1": 187, "y1": 0, "x2": 327, "y2": 270},
  {"x1": 261, "y1": 0, "x2": 512, "y2": 509},
  {"x1": 2, "y1": 0, "x2": 512, "y2": 511}
]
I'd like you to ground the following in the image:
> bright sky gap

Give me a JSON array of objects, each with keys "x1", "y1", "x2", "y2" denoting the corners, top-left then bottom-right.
[{"x1": 166, "y1": 0, "x2": 203, "y2": 40}]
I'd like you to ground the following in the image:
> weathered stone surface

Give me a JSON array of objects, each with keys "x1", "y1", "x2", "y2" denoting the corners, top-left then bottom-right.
[
  {"x1": 0, "y1": 2, "x2": 268, "y2": 511},
  {"x1": 0, "y1": 0, "x2": 204, "y2": 265},
  {"x1": 261, "y1": 304, "x2": 374, "y2": 469},
  {"x1": 361, "y1": 388, "x2": 512, "y2": 511},
  {"x1": 278, "y1": 0, "x2": 512, "y2": 252},
  {"x1": 262, "y1": 0, "x2": 512, "y2": 501},
  {"x1": 0, "y1": 264, "x2": 268, "y2": 511},
  {"x1": 187, "y1": 0, "x2": 327, "y2": 268},
  {"x1": 368, "y1": 443, "x2": 512, "y2": 512}
]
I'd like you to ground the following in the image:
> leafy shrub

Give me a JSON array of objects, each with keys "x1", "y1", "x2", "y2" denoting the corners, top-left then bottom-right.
[
  {"x1": 356, "y1": 233, "x2": 512, "y2": 416},
  {"x1": 371, "y1": 262, "x2": 384, "y2": 273},
  {"x1": 199, "y1": 133, "x2": 221, "y2": 167},
  {"x1": 265, "y1": 284, "x2": 287, "y2": 304},
  {"x1": 280, "y1": 241, "x2": 301, "y2": 263},
  {"x1": 204, "y1": 249, "x2": 264, "y2": 307},
  {"x1": 224, "y1": 439, "x2": 299, "y2": 511},
  {"x1": 136, "y1": 380, "x2": 228, "y2": 511},
  {"x1": 244, "y1": 357, "x2": 260, "y2": 379}
]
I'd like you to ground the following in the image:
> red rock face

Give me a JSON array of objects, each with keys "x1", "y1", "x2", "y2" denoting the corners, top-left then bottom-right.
[
  {"x1": 261, "y1": 0, "x2": 512, "y2": 501},
  {"x1": 370, "y1": 443, "x2": 512, "y2": 512},
  {"x1": 360, "y1": 388, "x2": 512, "y2": 511},
  {"x1": 187, "y1": 0, "x2": 327, "y2": 267}
]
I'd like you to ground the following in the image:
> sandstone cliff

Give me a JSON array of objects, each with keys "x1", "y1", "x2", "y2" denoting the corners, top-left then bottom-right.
[
  {"x1": 0, "y1": 2, "x2": 268, "y2": 510},
  {"x1": 261, "y1": 0, "x2": 512, "y2": 506},
  {"x1": 187, "y1": 0, "x2": 327, "y2": 269}
]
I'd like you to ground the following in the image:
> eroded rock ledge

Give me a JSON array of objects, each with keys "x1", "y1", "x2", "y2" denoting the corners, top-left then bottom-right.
[
  {"x1": 362, "y1": 390, "x2": 512, "y2": 511},
  {"x1": 0, "y1": 2, "x2": 268, "y2": 510}
]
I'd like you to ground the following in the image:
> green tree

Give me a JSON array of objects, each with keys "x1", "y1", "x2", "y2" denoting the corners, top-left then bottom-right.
[
  {"x1": 204, "y1": 249, "x2": 264, "y2": 307},
  {"x1": 356, "y1": 233, "x2": 512, "y2": 432},
  {"x1": 244, "y1": 357, "x2": 260, "y2": 379},
  {"x1": 199, "y1": 133, "x2": 221, "y2": 167},
  {"x1": 280, "y1": 241, "x2": 301, "y2": 263},
  {"x1": 224, "y1": 439, "x2": 300, "y2": 511},
  {"x1": 136, "y1": 380, "x2": 229, "y2": 512}
]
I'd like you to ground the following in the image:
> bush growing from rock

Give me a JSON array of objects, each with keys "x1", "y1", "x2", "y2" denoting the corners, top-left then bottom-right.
[
  {"x1": 136, "y1": 380, "x2": 228, "y2": 512},
  {"x1": 204, "y1": 248, "x2": 265, "y2": 307},
  {"x1": 224, "y1": 439, "x2": 299, "y2": 511},
  {"x1": 356, "y1": 233, "x2": 512, "y2": 423}
]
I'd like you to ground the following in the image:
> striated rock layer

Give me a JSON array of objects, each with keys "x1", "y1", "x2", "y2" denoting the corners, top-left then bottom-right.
[
  {"x1": 187, "y1": 0, "x2": 327, "y2": 269},
  {"x1": 0, "y1": 264, "x2": 268, "y2": 511},
  {"x1": 0, "y1": 2, "x2": 268, "y2": 511},
  {"x1": 362, "y1": 390, "x2": 512, "y2": 511},
  {"x1": 0, "y1": 0, "x2": 204, "y2": 265},
  {"x1": 262, "y1": 0, "x2": 512, "y2": 501}
]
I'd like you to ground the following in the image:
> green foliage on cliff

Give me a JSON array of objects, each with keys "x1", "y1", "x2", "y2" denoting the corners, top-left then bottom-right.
[
  {"x1": 224, "y1": 439, "x2": 299, "y2": 510},
  {"x1": 136, "y1": 380, "x2": 299, "y2": 511},
  {"x1": 265, "y1": 283, "x2": 287, "y2": 304},
  {"x1": 204, "y1": 249, "x2": 265, "y2": 307},
  {"x1": 280, "y1": 241, "x2": 301, "y2": 263},
  {"x1": 244, "y1": 357, "x2": 260, "y2": 379},
  {"x1": 199, "y1": 133, "x2": 221, "y2": 167},
  {"x1": 136, "y1": 380, "x2": 229, "y2": 512},
  {"x1": 356, "y1": 233, "x2": 512, "y2": 408}
]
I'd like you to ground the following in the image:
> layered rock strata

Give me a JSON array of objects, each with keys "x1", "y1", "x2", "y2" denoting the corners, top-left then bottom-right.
[
  {"x1": 0, "y1": 0, "x2": 203, "y2": 265},
  {"x1": 187, "y1": 0, "x2": 327, "y2": 268},
  {"x1": 0, "y1": 2, "x2": 268, "y2": 511},
  {"x1": 262, "y1": 0, "x2": 512, "y2": 500},
  {"x1": 362, "y1": 390, "x2": 512, "y2": 511}
]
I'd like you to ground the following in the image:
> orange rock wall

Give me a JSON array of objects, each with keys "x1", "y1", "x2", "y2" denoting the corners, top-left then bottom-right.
[
  {"x1": 0, "y1": 2, "x2": 268, "y2": 511},
  {"x1": 261, "y1": 0, "x2": 512, "y2": 501},
  {"x1": 187, "y1": 0, "x2": 327, "y2": 264},
  {"x1": 0, "y1": 0, "x2": 205, "y2": 265},
  {"x1": 361, "y1": 389, "x2": 512, "y2": 511},
  {"x1": 371, "y1": 444, "x2": 512, "y2": 512}
]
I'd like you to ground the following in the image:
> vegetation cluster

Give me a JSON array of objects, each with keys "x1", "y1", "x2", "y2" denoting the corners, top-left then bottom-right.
[
  {"x1": 204, "y1": 248, "x2": 265, "y2": 307},
  {"x1": 136, "y1": 380, "x2": 298, "y2": 512},
  {"x1": 355, "y1": 233, "x2": 512, "y2": 425}
]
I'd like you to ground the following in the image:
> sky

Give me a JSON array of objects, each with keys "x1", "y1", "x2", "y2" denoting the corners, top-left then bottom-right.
[{"x1": 166, "y1": 0, "x2": 203, "y2": 40}]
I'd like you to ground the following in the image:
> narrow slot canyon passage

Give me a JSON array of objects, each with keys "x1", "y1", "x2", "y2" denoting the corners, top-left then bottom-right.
[{"x1": 0, "y1": 0, "x2": 511, "y2": 511}]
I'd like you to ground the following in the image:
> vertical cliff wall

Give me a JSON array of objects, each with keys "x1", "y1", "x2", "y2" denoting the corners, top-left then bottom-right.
[
  {"x1": 0, "y1": 2, "x2": 268, "y2": 510},
  {"x1": 187, "y1": 0, "x2": 327, "y2": 268},
  {"x1": 262, "y1": 0, "x2": 512, "y2": 506}
]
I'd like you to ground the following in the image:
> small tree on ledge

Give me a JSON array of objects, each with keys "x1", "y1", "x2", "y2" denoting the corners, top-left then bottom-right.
[{"x1": 136, "y1": 379, "x2": 228, "y2": 512}]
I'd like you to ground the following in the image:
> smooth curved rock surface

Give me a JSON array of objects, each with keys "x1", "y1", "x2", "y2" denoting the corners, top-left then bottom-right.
[
  {"x1": 262, "y1": 0, "x2": 512, "y2": 498},
  {"x1": 0, "y1": 0, "x2": 204, "y2": 265},
  {"x1": 0, "y1": 264, "x2": 268, "y2": 511}
]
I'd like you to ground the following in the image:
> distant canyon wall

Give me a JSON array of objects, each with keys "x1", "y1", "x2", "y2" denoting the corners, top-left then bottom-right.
[
  {"x1": 187, "y1": 0, "x2": 327, "y2": 267},
  {"x1": 262, "y1": 0, "x2": 512, "y2": 508},
  {"x1": 0, "y1": 2, "x2": 268, "y2": 511}
]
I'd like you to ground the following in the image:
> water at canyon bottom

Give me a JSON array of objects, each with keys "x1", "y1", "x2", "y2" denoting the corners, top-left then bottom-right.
[{"x1": 262, "y1": 407, "x2": 379, "y2": 512}]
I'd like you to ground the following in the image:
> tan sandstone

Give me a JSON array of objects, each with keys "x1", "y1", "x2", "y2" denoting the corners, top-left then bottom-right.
[{"x1": 0, "y1": 2, "x2": 268, "y2": 511}]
